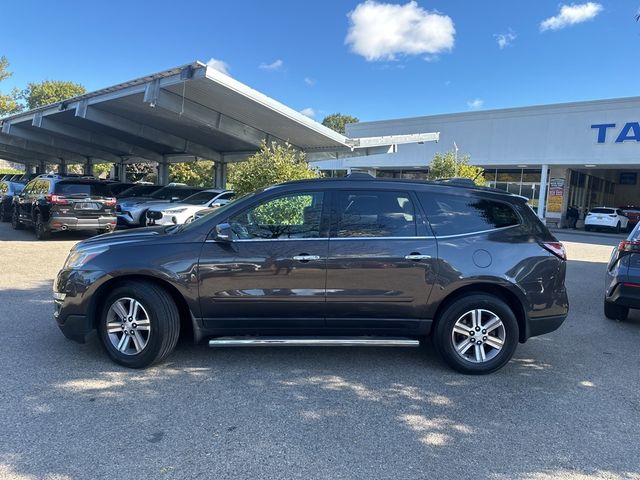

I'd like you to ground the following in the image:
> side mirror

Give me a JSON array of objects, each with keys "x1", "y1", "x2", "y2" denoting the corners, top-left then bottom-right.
[{"x1": 212, "y1": 222, "x2": 233, "y2": 242}]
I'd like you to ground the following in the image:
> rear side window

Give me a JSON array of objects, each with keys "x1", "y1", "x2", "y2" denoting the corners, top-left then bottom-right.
[
  {"x1": 55, "y1": 182, "x2": 111, "y2": 197},
  {"x1": 0, "y1": 182, "x2": 7, "y2": 194},
  {"x1": 333, "y1": 190, "x2": 417, "y2": 238},
  {"x1": 418, "y1": 192, "x2": 520, "y2": 236}
]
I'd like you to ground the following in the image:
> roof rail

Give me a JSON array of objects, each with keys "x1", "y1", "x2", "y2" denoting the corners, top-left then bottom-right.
[{"x1": 433, "y1": 177, "x2": 478, "y2": 186}]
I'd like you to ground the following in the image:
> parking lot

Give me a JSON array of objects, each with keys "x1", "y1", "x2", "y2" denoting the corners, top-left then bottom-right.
[{"x1": 1, "y1": 222, "x2": 639, "y2": 480}]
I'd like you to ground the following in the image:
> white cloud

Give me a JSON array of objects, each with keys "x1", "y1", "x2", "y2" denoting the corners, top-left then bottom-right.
[
  {"x1": 345, "y1": 0, "x2": 455, "y2": 61},
  {"x1": 540, "y1": 2, "x2": 603, "y2": 32},
  {"x1": 467, "y1": 98, "x2": 484, "y2": 110},
  {"x1": 259, "y1": 59, "x2": 284, "y2": 71},
  {"x1": 494, "y1": 29, "x2": 516, "y2": 49},
  {"x1": 299, "y1": 107, "x2": 316, "y2": 118},
  {"x1": 304, "y1": 77, "x2": 316, "y2": 86},
  {"x1": 206, "y1": 58, "x2": 230, "y2": 75}
]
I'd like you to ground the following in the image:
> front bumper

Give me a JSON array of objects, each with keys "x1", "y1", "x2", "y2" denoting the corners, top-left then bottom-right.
[
  {"x1": 117, "y1": 207, "x2": 146, "y2": 226},
  {"x1": 48, "y1": 216, "x2": 116, "y2": 232},
  {"x1": 54, "y1": 268, "x2": 108, "y2": 343}
]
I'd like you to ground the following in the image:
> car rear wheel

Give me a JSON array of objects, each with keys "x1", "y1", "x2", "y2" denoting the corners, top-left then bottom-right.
[
  {"x1": 604, "y1": 300, "x2": 628, "y2": 321},
  {"x1": 35, "y1": 213, "x2": 51, "y2": 240},
  {"x1": 98, "y1": 281, "x2": 180, "y2": 368},
  {"x1": 11, "y1": 207, "x2": 24, "y2": 230},
  {"x1": 615, "y1": 222, "x2": 621, "y2": 234},
  {"x1": 0, "y1": 202, "x2": 10, "y2": 222},
  {"x1": 434, "y1": 294, "x2": 519, "y2": 374}
]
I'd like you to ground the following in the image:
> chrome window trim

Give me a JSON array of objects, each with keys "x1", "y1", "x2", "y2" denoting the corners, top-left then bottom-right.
[
  {"x1": 329, "y1": 236, "x2": 432, "y2": 240},
  {"x1": 434, "y1": 224, "x2": 520, "y2": 239}
]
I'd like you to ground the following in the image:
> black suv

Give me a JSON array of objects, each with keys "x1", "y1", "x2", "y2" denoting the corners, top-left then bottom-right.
[
  {"x1": 54, "y1": 175, "x2": 569, "y2": 374},
  {"x1": 12, "y1": 174, "x2": 117, "y2": 239}
]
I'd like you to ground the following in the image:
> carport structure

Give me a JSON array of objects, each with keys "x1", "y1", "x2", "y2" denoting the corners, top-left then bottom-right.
[{"x1": 0, "y1": 61, "x2": 438, "y2": 187}]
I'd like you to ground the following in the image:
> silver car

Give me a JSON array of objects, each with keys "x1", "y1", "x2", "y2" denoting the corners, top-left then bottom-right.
[
  {"x1": 117, "y1": 183, "x2": 202, "y2": 227},
  {"x1": 146, "y1": 189, "x2": 235, "y2": 226}
]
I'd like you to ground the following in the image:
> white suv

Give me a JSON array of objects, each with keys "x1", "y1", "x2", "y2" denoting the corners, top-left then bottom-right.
[
  {"x1": 146, "y1": 189, "x2": 235, "y2": 225},
  {"x1": 584, "y1": 207, "x2": 629, "y2": 233}
]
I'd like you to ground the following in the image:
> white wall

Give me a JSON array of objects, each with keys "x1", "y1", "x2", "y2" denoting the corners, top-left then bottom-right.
[{"x1": 337, "y1": 97, "x2": 640, "y2": 169}]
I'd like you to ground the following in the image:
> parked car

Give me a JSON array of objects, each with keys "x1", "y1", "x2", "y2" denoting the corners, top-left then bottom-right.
[
  {"x1": 604, "y1": 222, "x2": 640, "y2": 321},
  {"x1": 12, "y1": 174, "x2": 117, "y2": 240},
  {"x1": 117, "y1": 183, "x2": 203, "y2": 227},
  {"x1": 584, "y1": 207, "x2": 629, "y2": 233},
  {"x1": 619, "y1": 206, "x2": 640, "y2": 230},
  {"x1": 146, "y1": 189, "x2": 235, "y2": 226},
  {"x1": 0, "y1": 179, "x2": 25, "y2": 221},
  {"x1": 54, "y1": 174, "x2": 569, "y2": 373}
]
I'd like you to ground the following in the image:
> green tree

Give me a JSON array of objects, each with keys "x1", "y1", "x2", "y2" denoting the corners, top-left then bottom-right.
[
  {"x1": 228, "y1": 141, "x2": 319, "y2": 196},
  {"x1": 169, "y1": 160, "x2": 215, "y2": 187},
  {"x1": 321, "y1": 113, "x2": 359, "y2": 135},
  {"x1": 21, "y1": 80, "x2": 86, "y2": 109},
  {"x1": 0, "y1": 56, "x2": 21, "y2": 116},
  {"x1": 427, "y1": 151, "x2": 486, "y2": 185}
]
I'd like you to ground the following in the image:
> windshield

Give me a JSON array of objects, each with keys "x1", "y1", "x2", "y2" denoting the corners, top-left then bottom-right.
[
  {"x1": 118, "y1": 184, "x2": 161, "y2": 198},
  {"x1": 182, "y1": 191, "x2": 221, "y2": 205},
  {"x1": 173, "y1": 192, "x2": 254, "y2": 234}
]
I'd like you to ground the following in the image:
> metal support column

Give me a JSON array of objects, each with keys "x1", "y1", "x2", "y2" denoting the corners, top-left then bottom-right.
[
  {"x1": 83, "y1": 159, "x2": 92, "y2": 176},
  {"x1": 36, "y1": 161, "x2": 46, "y2": 175},
  {"x1": 537, "y1": 164, "x2": 549, "y2": 221},
  {"x1": 214, "y1": 161, "x2": 227, "y2": 189},
  {"x1": 59, "y1": 159, "x2": 67, "y2": 175},
  {"x1": 157, "y1": 162, "x2": 169, "y2": 185}
]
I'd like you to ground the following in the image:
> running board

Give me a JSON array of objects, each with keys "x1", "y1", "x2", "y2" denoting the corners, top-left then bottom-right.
[{"x1": 208, "y1": 337, "x2": 420, "y2": 348}]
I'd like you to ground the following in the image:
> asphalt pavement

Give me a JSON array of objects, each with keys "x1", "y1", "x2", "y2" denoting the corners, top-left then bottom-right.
[{"x1": 0, "y1": 222, "x2": 639, "y2": 480}]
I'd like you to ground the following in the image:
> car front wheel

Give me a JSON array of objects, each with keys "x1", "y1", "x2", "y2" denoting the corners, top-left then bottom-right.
[
  {"x1": 434, "y1": 294, "x2": 519, "y2": 374},
  {"x1": 35, "y1": 213, "x2": 51, "y2": 240},
  {"x1": 98, "y1": 281, "x2": 180, "y2": 368},
  {"x1": 12, "y1": 208, "x2": 24, "y2": 230}
]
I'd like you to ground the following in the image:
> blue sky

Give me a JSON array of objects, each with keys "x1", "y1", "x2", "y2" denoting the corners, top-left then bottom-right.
[{"x1": 2, "y1": 0, "x2": 640, "y2": 122}]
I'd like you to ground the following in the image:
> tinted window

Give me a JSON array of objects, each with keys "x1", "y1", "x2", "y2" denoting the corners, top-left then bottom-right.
[
  {"x1": 418, "y1": 192, "x2": 520, "y2": 236},
  {"x1": 334, "y1": 190, "x2": 417, "y2": 238},
  {"x1": 217, "y1": 192, "x2": 235, "y2": 201},
  {"x1": 118, "y1": 185, "x2": 162, "y2": 197},
  {"x1": 229, "y1": 192, "x2": 324, "y2": 240},
  {"x1": 590, "y1": 208, "x2": 615, "y2": 214},
  {"x1": 150, "y1": 186, "x2": 200, "y2": 200},
  {"x1": 54, "y1": 182, "x2": 111, "y2": 197},
  {"x1": 182, "y1": 191, "x2": 220, "y2": 205}
]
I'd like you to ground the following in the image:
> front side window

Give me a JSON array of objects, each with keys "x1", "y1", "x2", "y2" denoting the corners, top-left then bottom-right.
[
  {"x1": 418, "y1": 192, "x2": 520, "y2": 236},
  {"x1": 229, "y1": 192, "x2": 324, "y2": 240},
  {"x1": 333, "y1": 190, "x2": 417, "y2": 238}
]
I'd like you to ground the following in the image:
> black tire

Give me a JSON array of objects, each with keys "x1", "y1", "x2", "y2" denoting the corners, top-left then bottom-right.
[
  {"x1": 98, "y1": 281, "x2": 180, "y2": 368},
  {"x1": 11, "y1": 207, "x2": 24, "y2": 230},
  {"x1": 433, "y1": 294, "x2": 519, "y2": 374},
  {"x1": 0, "y1": 201, "x2": 10, "y2": 222},
  {"x1": 139, "y1": 210, "x2": 148, "y2": 228},
  {"x1": 615, "y1": 222, "x2": 621, "y2": 234},
  {"x1": 604, "y1": 300, "x2": 628, "y2": 321},
  {"x1": 34, "y1": 213, "x2": 51, "y2": 240}
]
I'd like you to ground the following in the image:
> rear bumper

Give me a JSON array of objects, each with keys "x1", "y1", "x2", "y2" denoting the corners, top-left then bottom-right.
[
  {"x1": 48, "y1": 216, "x2": 116, "y2": 231},
  {"x1": 606, "y1": 283, "x2": 640, "y2": 309},
  {"x1": 525, "y1": 314, "x2": 567, "y2": 340}
]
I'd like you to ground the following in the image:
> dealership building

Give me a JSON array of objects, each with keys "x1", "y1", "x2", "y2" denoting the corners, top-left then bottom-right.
[{"x1": 313, "y1": 97, "x2": 640, "y2": 227}]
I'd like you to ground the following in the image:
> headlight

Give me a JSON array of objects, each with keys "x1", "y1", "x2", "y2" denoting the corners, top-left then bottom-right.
[
  {"x1": 63, "y1": 246, "x2": 109, "y2": 269},
  {"x1": 166, "y1": 208, "x2": 187, "y2": 214}
]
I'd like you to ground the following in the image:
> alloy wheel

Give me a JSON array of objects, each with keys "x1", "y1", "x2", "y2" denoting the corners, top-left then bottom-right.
[
  {"x1": 451, "y1": 309, "x2": 506, "y2": 363},
  {"x1": 106, "y1": 297, "x2": 151, "y2": 355}
]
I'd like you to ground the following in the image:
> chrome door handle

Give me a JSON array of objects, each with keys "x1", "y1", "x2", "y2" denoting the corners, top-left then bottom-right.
[
  {"x1": 292, "y1": 255, "x2": 320, "y2": 262},
  {"x1": 405, "y1": 254, "x2": 432, "y2": 261}
]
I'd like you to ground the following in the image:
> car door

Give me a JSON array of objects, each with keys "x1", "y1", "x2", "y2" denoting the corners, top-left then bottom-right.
[
  {"x1": 198, "y1": 190, "x2": 329, "y2": 330},
  {"x1": 324, "y1": 189, "x2": 438, "y2": 332},
  {"x1": 17, "y1": 180, "x2": 35, "y2": 222}
]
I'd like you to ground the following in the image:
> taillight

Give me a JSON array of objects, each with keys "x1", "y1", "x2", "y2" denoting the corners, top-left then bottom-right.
[
  {"x1": 46, "y1": 194, "x2": 69, "y2": 205},
  {"x1": 541, "y1": 242, "x2": 567, "y2": 260},
  {"x1": 104, "y1": 197, "x2": 116, "y2": 207},
  {"x1": 618, "y1": 240, "x2": 640, "y2": 253}
]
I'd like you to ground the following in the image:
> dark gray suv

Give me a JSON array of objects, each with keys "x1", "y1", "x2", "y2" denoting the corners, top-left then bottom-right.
[{"x1": 54, "y1": 175, "x2": 569, "y2": 374}]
